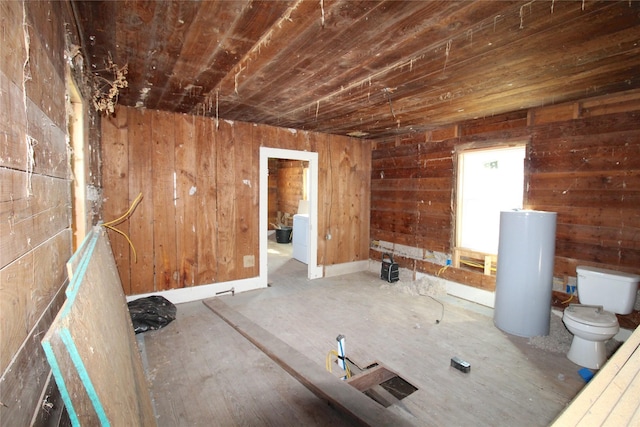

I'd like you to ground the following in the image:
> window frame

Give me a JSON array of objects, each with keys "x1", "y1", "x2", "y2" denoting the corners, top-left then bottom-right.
[{"x1": 453, "y1": 140, "x2": 528, "y2": 255}]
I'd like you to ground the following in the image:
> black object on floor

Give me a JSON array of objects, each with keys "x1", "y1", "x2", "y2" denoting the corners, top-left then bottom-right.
[
  {"x1": 380, "y1": 253, "x2": 399, "y2": 283},
  {"x1": 128, "y1": 295, "x2": 177, "y2": 334},
  {"x1": 450, "y1": 356, "x2": 471, "y2": 373},
  {"x1": 275, "y1": 226, "x2": 293, "y2": 243}
]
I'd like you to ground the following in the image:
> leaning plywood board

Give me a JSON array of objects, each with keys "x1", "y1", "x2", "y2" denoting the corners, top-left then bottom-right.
[
  {"x1": 551, "y1": 326, "x2": 640, "y2": 426},
  {"x1": 41, "y1": 226, "x2": 156, "y2": 426}
]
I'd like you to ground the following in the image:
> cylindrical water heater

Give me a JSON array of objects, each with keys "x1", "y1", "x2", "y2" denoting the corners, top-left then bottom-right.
[{"x1": 493, "y1": 210, "x2": 557, "y2": 337}]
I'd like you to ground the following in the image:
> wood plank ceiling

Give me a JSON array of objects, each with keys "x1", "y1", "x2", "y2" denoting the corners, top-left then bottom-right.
[{"x1": 72, "y1": 0, "x2": 640, "y2": 141}]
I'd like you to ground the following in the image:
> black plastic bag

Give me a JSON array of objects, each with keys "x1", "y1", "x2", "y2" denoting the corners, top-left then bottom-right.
[{"x1": 127, "y1": 295, "x2": 177, "y2": 334}]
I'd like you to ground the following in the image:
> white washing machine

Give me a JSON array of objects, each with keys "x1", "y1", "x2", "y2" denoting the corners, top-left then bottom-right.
[{"x1": 292, "y1": 214, "x2": 309, "y2": 264}]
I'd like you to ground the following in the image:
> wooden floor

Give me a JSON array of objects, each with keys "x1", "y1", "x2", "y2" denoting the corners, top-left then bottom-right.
[{"x1": 139, "y1": 236, "x2": 590, "y2": 426}]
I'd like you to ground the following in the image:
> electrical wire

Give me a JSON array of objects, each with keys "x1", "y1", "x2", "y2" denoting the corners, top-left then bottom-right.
[
  {"x1": 102, "y1": 192, "x2": 143, "y2": 262},
  {"x1": 102, "y1": 192, "x2": 143, "y2": 227},
  {"x1": 420, "y1": 293, "x2": 445, "y2": 324},
  {"x1": 459, "y1": 259, "x2": 497, "y2": 272},
  {"x1": 561, "y1": 288, "x2": 575, "y2": 304},
  {"x1": 325, "y1": 349, "x2": 351, "y2": 379},
  {"x1": 436, "y1": 264, "x2": 449, "y2": 276}
]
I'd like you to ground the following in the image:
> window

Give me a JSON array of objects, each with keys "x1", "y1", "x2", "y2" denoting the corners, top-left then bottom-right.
[{"x1": 456, "y1": 145, "x2": 526, "y2": 254}]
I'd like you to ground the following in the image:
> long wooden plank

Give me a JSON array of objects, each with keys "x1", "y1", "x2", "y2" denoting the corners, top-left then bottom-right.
[
  {"x1": 0, "y1": 270, "x2": 67, "y2": 427},
  {"x1": 0, "y1": 1, "x2": 25, "y2": 84},
  {"x1": 0, "y1": 224, "x2": 71, "y2": 373},
  {"x1": 203, "y1": 297, "x2": 418, "y2": 427},
  {"x1": 195, "y1": 115, "x2": 218, "y2": 284},
  {"x1": 215, "y1": 120, "x2": 238, "y2": 282},
  {"x1": 143, "y1": 300, "x2": 356, "y2": 426},
  {"x1": 101, "y1": 112, "x2": 131, "y2": 293},
  {"x1": 23, "y1": 3, "x2": 67, "y2": 132},
  {"x1": 585, "y1": 347, "x2": 640, "y2": 425},
  {"x1": 127, "y1": 108, "x2": 155, "y2": 295},
  {"x1": 0, "y1": 170, "x2": 71, "y2": 269},
  {"x1": 0, "y1": 70, "x2": 27, "y2": 171},
  {"x1": 234, "y1": 116, "x2": 257, "y2": 278},
  {"x1": 174, "y1": 113, "x2": 197, "y2": 287},
  {"x1": 26, "y1": 96, "x2": 68, "y2": 178},
  {"x1": 551, "y1": 326, "x2": 640, "y2": 426},
  {"x1": 600, "y1": 368, "x2": 640, "y2": 426},
  {"x1": 152, "y1": 110, "x2": 177, "y2": 290}
]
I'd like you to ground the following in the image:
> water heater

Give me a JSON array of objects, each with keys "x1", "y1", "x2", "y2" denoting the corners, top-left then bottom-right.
[{"x1": 493, "y1": 210, "x2": 557, "y2": 337}]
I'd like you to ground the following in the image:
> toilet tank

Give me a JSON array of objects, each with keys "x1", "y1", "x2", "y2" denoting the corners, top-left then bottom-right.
[{"x1": 577, "y1": 266, "x2": 640, "y2": 315}]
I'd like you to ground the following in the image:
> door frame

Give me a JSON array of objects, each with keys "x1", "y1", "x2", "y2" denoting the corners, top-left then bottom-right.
[{"x1": 259, "y1": 147, "x2": 322, "y2": 286}]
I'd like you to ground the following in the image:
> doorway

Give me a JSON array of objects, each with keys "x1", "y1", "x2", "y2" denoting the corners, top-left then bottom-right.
[{"x1": 259, "y1": 147, "x2": 322, "y2": 288}]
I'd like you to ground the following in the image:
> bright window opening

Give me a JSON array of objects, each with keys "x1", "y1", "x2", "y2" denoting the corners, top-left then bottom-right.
[{"x1": 456, "y1": 145, "x2": 526, "y2": 254}]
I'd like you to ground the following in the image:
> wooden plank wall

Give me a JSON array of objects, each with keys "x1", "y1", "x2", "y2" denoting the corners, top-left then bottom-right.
[
  {"x1": 0, "y1": 1, "x2": 77, "y2": 425},
  {"x1": 276, "y1": 159, "x2": 306, "y2": 225},
  {"x1": 268, "y1": 158, "x2": 278, "y2": 229},
  {"x1": 370, "y1": 89, "x2": 640, "y2": 292},
  {"x1": 101, "y1": 107, "x2": 371, "y2": 295}
]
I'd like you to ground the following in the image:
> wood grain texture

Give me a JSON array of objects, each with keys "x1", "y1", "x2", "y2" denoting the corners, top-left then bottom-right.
[
  {"x1": 203, "y1": 298, "x2": 416, "y2": 427},
  {"x1": 0, "y1": 1, "x2": 26, "y2": 85},
  {"x1": 1, "y1": 1, "x2": 81, "y2": 425},
  {"x1": 22, "y1": 14, "x2": 66, "y2": 133},
  {"x1": 41, "y1": 227, "x2": 156, "y2": 426},
  {"x1": 0, "y1": 71, "x2": 28, "y2": 171},
  {"x1": 234, "y1": 118, "x2": 258, "y2": 278},
  {"x1": 0, "y1": 229, "x2": 71, "y2": 374},
  {"x1": 102, "y1": 106, "x2": 372, "y2": 295},
  {"x1": 215, "y1": 120, "x2": 239, "y2": 282},
  {"x1": 75, "y1": 1, "x2": 640, "y2": 140},
  {"x1": 195, "y1": 116, "x2": 218, "y2": 284},
  {"x1": 276, "y1": 159, "x2": 305, "y2": 217},
  {"x1": 175, "y1": 114, "x2": 198, "y2": 288},
  {"x1": 371, "y1": 89, "x2": 640, "y2": 292},
  {"x1": 128, "y1": 108, "x2": 155, "y2": 294},
  {"x1": 101, "y1": 112, "x2": 131, "y2": 293},
  {"x1": 152, "y1": 110, "x2": 178, "y2": 290},
  {"x1": 0, "y1": 278, "x2": 67, "y2": 427},
  {"x1": 140, "y1": 299, "x2": 355, "y2": 427},
  {"x1": 552, "y1": 326, "x2": 640, "y2": 426},
  {"x1": 0, "y1": 172, "x2": 71, "y2": 269},
  {"x1": 142, "y1": 250, "x2": 587, "y2": 427}
]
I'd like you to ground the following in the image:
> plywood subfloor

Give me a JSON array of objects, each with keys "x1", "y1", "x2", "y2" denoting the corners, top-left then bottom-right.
[{"x1": 140, "y1": 237, "x2": 591, "y2": 426}]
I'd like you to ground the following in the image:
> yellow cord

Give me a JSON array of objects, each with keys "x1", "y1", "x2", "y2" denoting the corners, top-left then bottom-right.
[
  {"x1": 459, "y1": 259, "x2": 497, "y2": 272},
  {"x1": 326, "y1": 349, "x2": 351, "y2": 379},
  {"x1": 102, "y1": 193, "x2": 143, "y2": 262},
  {"x1": 104, "y1": 224, "x2": 138, "y2": 262},
  {"x1": 436, "y1": 265, "x2": 449, "y2": 276},
  {"x1": 102, "y1": 192, "x2": 143, "y2": 227},
  {"x1": 561, "y1": 293, "x2": 574, "y2": 304}
]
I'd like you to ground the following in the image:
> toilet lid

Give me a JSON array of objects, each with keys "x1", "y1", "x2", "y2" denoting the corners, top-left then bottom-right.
[{"x1": 564, "y1": 306, "x2": 618, "y2": 327}]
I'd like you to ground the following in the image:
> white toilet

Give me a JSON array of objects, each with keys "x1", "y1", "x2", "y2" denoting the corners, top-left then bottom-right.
[{"x1": 562, "y1": 266, "x2": 640, "y2": 369}]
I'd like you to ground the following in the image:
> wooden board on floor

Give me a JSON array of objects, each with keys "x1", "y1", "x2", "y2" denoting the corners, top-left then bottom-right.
[
  {"x1": 41, "y1": 226, "x2": 155, "y2": 426},
  {"x1": 203, "y1": 297, "x2": 418, "y2": 427},
  {"x1": 551, "y1": 326, "x2": 640, "y2": 426}
]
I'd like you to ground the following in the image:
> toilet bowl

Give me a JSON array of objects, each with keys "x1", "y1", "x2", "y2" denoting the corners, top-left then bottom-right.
[
  {"x1": 563, "y1": 304, "x2": 619, "y2": 369},
  {"x1": 562, "y1": 266, "x2": 640, "y2": 369}
]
